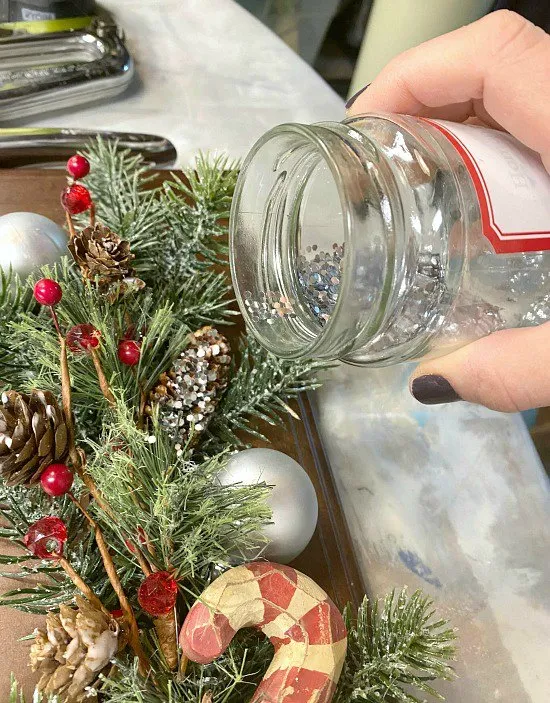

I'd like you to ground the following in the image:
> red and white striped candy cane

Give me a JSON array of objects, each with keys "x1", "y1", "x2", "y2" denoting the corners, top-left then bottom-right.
[{"x1": 179, "y1": 562, "x2": 347, "y2": 703}]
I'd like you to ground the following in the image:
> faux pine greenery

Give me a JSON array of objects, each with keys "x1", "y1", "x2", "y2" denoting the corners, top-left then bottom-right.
[{"x1": 1, "y1": 142, "x2": 456, "y2": 702}]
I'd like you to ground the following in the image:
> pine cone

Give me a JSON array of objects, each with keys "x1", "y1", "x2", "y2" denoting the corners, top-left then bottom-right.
[
  {"x1": 30, "y1": 596, "x2": 121, "y2": 703},
  {"x1": 0, "y1": 390, "x2": 69, "y2": 485},
  {"x1": 147, "y1": 327, "x2": 231, "y2": 450},
  {"x1": 68, "y1": 224, "x2": 135, "y2": 287}
]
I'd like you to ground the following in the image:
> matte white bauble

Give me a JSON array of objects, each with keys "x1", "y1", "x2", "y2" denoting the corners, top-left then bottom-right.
[
  {"x1": 217, "y1": 448, "x2": 318, "y2": 564},
  {"x1": 0, "y1": 212, "x2": 68, "y2": 279}
]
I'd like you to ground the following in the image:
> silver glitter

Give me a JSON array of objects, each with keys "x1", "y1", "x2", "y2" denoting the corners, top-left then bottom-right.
[
  {"x1": 296, "y1": 242, "x2": 345, "y2": 326},
  {"x1": 147, "y1": 327, "x2": 231, "y2": 446},
  {"x1": 522, "y1": 293, "x2": 550, "y2": 326}
]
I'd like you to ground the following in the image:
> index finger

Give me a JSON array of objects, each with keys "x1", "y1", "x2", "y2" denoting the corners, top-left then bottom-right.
[{"x1": 348, "y1": 11, "x2": 550, "y2": 168}]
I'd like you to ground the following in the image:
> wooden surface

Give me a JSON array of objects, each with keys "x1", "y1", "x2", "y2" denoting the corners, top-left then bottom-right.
[{"x1": 0, "y1": 169, "x2": 364, "y2": 698}]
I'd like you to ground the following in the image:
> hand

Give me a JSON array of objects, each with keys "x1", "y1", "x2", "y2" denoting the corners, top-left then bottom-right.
[{"x1": 347, "y1": 10, "x2": 550, "y2": 412}]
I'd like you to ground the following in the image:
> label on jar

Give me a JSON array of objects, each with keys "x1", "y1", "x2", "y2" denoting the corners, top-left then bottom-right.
[{"x1": 424, "y1": 118, "x2": 550, "y2": 254}]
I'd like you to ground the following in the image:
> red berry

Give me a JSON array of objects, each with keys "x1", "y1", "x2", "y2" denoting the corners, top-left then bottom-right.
[
  {"x1": 111, "y1": 608, "x2": 124, "y2": 619},
  {"x1": 40, "y1": 464, "x2": 74, "y2": 496},
  {"x1": 138, "y1": 571, "x2": 178, "y2": 616},
  {"x1": 61, "y1": 183, "x2": 92, "y2": 214},
  {"x1": 24, "y1": 516, "x2": 67, "y2": 560},
  {"x1": 66, "y1": 154, "x2": 90, "y2": 180},
  {"x1": 118, "y1": 340, "x2": 141, "y2": 366},
  {"x1": 66, "y1": 324, "x2": 101, "y2": 353},
  {"x1": 34, "y1": 278, "x2": 62, "y2": 306}
]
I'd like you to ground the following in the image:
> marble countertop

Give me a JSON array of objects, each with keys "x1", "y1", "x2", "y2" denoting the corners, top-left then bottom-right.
[{"x1": 8, "y1": 2, "x2": 550, "y2": 700}]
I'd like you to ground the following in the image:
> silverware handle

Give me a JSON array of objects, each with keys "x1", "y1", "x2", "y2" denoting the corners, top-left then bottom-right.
[{"x1": 0, "y1": 128, "x2": 177, "y2": 167}]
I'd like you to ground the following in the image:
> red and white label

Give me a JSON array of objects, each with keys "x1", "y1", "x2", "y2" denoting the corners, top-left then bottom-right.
[{"x1": 424, "y1": 118, "x2": 550, "y2": 254}]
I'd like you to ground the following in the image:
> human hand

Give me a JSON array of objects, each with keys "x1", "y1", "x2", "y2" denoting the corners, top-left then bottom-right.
[{"x1": 347, "y1": 10, "x2": 550, "y2": 412}]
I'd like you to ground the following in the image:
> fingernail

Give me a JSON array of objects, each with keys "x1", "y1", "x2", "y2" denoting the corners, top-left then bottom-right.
[
  {"x1": 345, "y1": 84, "x2": 370, "y2": 110},
  {"x1": 411, "y1": 375, "x2": 462, "y2": 405}
]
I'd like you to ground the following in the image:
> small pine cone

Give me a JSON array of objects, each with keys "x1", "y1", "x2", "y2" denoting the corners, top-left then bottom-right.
[
  {"x1": 147, "y1": 327, "x2": 231, "y2": 449},
  {"x1": 68, "y1": 224, "x2": 135, "y2": 287},
  {"x1": 0, "y1": 390, "x2": 69, "y2": 485},
  {"x1": 30, "y1": 596, "x2": 121, "y2": 703}
]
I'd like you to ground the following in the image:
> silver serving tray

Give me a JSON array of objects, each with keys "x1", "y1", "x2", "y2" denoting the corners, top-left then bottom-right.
[{"x1": 0, "y1": 18, "x2": 134, "y2": 120}]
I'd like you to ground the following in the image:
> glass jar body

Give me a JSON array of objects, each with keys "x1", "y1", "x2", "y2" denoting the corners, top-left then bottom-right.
[{"x1": 229, "y1": 113, "x2": 550, "y2": 366}]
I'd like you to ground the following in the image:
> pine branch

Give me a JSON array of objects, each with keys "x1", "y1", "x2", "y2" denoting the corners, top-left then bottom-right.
[
  {"x1": 79, "y1": 139, "x2": 164, "y2": 279},
  {"x1": 84, "y1": 404, "x2": 272, "y2": 580},
  {"x1": 0, "y1": 268, "x2": 39, "y2": 387},
  {"x1": 335, "y1": 590, "x2": 457, "y2": 703},
  {"x1": 0, "y1": 482, "x2": 124, "y2": 613},
  {"x1": 154, "y1": 269, "x2": 238, "y2": 329},
  {"x1": 155, "y1": 154, "x2": 239, "y2": 292},
  {"x1": 203, "y1": 335, "x2": 329, "y2": 451},
  {"x1": 101, "y1": 630, "x2": 271, "y2": 703}
]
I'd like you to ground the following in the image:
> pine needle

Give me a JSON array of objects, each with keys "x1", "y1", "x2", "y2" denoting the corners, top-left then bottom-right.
[{"x1": 335, "y1": 591, "x2": 457, "y2": 703}]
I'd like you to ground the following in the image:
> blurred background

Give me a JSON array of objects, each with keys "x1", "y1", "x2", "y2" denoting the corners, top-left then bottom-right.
[{"x1": 237, "y1": 0, "x2": 550, "y2": 99}]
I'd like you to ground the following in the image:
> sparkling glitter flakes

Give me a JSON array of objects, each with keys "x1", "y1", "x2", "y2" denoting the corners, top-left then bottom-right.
[
  {"x1": 147, "y1": 327, "x2": 231, "y2": 451},
  {"x1": 297, "y1": 243, "x2": 344, "y2": 326},
  {"x1": 242, "y1": 242, "x2": 345, "y2": 329},
  {"x1": 244, "y1": 291, "x2": 296, "y2": 325}
]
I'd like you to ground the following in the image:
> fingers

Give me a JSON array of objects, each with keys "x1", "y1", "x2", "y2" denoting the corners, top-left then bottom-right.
[
  {"x1": 410, "y1": 323, "x2": 550, "y2": 412},
  {"x1": 348, "y1": 10, "x2": 550, "y2": 169}
]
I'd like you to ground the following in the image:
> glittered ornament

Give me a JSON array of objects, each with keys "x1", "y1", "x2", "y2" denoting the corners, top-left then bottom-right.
[
  {"x1": 146, "y1": 326, "x2": 231, "y2": 450},
  {"x1": 66, "y1": 324, "x2": 101, "y2": 353},
  {"x1": 34, "y1": 278, "x2": 63, "y2": 306},
  {"x1": 217, "y1": 448, "x2": 318, "y2": 563},
  {"x1": 24, "y1": 516, "x2": 67, "y2": 559},
  {"x1": 0, "y1": 212, "x2": 68, "y2": 280},
  {"x1": 138, "y1": 571, "x2": 178, "y2": 617},
  {"x1": 118, "y1": 339, "x2": 141, "y2": 366},
  {"x1": 66, "y1": 154, "x2": 90, "y2": 180},
  {"x1": 40, "y1": 463, "x2": 74, "y2": 496},
  {"x1": 61, "y1": 184, "x2": 92, "y2": 214}
]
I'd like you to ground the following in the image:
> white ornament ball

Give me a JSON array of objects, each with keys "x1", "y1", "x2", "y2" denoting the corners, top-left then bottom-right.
[
  {"x1": 218, "y1": 448, "x2": 318, "y2": 564},
  {"x1": 0, "y1": 212, "x2": 68, "y2": 280}
]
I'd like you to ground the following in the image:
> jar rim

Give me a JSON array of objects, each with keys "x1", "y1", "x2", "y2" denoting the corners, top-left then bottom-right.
[{"x1": 230, "y1": 119, "x2": 395, "y2": 360}]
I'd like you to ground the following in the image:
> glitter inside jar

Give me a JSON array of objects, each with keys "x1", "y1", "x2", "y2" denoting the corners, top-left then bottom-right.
[{"x1": 230, "y1": 114, "x2": 550, "y2": 365}]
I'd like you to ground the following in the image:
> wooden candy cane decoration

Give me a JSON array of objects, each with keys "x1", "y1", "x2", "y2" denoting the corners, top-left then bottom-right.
[{"x1": 180, "y1": 562, "x2": 347, "y2": 703}]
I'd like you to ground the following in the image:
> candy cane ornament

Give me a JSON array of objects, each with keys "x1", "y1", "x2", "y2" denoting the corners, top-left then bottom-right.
[{"x1": 180, "y1": 562, "x2": 347, "y2": 703}]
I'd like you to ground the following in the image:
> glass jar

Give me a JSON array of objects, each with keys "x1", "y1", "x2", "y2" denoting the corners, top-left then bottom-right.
[{"x1": 229, "y1": 113, "x2": 550, "y2": 366}]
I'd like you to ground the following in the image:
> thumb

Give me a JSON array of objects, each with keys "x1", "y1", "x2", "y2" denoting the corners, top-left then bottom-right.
[{"x1": 410, "y1": 322, "x2": 550, "y2": 412}]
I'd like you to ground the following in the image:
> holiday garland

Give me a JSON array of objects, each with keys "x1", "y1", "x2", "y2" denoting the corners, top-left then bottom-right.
[{"x1": 0, "y1": 140, "x2": 457, "y2": 702}]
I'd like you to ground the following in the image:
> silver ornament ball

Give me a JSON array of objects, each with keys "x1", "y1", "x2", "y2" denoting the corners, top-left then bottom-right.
[
  {"x1": 218, "y1": 448, "x2": 318, "y2": 564},
  {"x1": 0, "y1": 212, "x2": 68, "y2": 280}
]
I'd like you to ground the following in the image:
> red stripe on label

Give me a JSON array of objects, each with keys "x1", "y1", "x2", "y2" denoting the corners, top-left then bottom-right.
[{"x1": 424, "y1": 118, "x2": 550, "y2": 254}]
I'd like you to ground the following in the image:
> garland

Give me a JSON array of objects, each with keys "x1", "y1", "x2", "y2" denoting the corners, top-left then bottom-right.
[{"x1": 0, "y1": 141, "x2": 456, "y2": 702}]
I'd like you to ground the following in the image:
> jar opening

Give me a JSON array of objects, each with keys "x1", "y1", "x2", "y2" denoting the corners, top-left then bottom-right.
[{"x1": 230, "y1": 122, "x2": 394, "y2": 359}]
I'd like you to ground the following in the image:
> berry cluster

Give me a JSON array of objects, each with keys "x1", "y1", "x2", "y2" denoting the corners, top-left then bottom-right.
[{"x1": 61, "y1": 154, "x2": 93, "y2": 215}]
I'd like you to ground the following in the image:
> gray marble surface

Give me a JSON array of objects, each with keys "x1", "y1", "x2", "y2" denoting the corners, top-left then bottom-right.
[{"x1": 311, "y1": 364, "x2": 550, "y2": 703}]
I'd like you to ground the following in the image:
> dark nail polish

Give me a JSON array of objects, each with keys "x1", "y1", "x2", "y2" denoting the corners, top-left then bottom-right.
[
  {"x1": 345, "y1": 84, "x2": 370, "y2": 110},
  {"x1": 411, "y1": 375, "x2": 462, "y2": 405}
]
